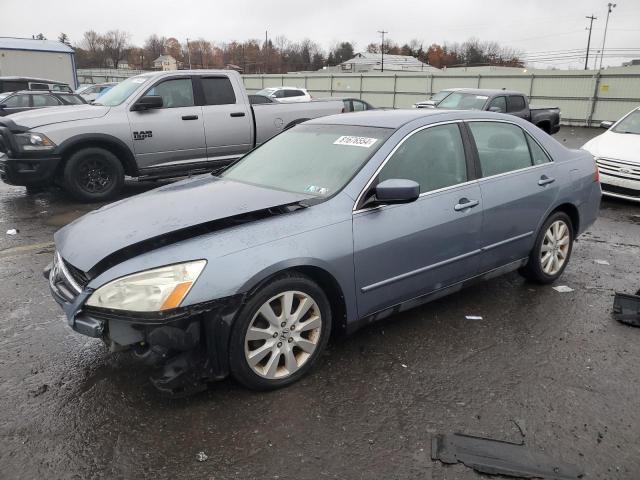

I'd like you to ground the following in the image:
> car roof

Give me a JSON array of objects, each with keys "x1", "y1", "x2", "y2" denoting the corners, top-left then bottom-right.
[
  {"x1": 443, "y1": 88, "x2": 523, "y2": 96},
  {"x1": 306, "y1": 108, "x2": 517, "y2": 129},
  {"x1": 9, "y1": 90, "x2": 73, "y2": 95},
  {"x1": 0, "y1": 76, "x2": 68, "y2": 84}
]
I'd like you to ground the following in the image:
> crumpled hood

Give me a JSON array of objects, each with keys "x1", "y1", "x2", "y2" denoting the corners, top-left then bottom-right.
[
  {"x1": 8, "y1": 104, "x2": 110, "y2": 129},
  {"x1": 55, "y1": 175, "x2": 313, "y2": 274},
  {"x1": 582, "y1": 131, "x2": 640, "y2": 164}
]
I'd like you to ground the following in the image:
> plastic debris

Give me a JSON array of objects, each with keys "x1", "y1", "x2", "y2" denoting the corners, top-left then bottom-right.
[
  {"x1": 6, "y1": 229, "x2": 18, "y2": 235},
  {"x1": 195, "y1": 451, "x2": 208, "y2": 462},
  {"x1": 401, "y1": 364, "x2": 408, "y2": 368},
  {"x1": 465, "y1": 315, "x2": 483, "y2": 321},
  {"x1": 552, "y1": 285, "x2": 574, "y2": 293},
  {"x1": 594, "y1": 259, "x2": 610, "y2": 265},
  {"x1": 613, "y1": 290, "x2": 640, "y2": 327}
]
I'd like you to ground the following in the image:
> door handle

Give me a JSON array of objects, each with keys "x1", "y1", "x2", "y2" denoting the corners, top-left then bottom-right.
[
  {"x1": 230, "y1": 112, "x2": 246, "y2": 117},
  {"x1": 181, "y1": 115, "x2": 198, "y2": 120},
  {"x1": 538, "y1": 175, "x2": 556, "y2": 186},
  {"x1": 454, "y1": 198, "x2": 480, "y2": 212}
]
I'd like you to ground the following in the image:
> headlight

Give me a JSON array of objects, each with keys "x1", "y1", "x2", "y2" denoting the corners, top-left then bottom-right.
[
  {"x1": 86, "y1": 260, "x2": 206, "y2": 312},
  {"x1": 15, "y1": 132, "x2": 56, "y2": 151}
]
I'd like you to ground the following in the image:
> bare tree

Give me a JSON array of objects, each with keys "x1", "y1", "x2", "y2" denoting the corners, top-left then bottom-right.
[{"x1": 102, "y1": 30, "x2": 130, "y2": 68}]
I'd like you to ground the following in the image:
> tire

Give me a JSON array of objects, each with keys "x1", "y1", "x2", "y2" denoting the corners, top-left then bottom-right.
[
  {"x1": 229, "y1": 273, "x2": 332, "y2": 390},
  {"x1": 25, "y1": 184, "x2": 46, "y2": 195},
  {"x1": 63, "y1": 147, "x2": 124, "y2": 202},
  {"x1": 519, "y1": 211, "x2": 574, "y2": 284}
]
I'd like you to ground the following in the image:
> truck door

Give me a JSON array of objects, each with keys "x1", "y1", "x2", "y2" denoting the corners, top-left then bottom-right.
[
  {"x1": 507, "y1": 95, "x2": 530, "y2": 120},
  {"x1": 197, "y1": 76, "x2": 252, "y2": 165},
  {"x1": 127, "y1": 76, "x2": 206, "y2": 170}
]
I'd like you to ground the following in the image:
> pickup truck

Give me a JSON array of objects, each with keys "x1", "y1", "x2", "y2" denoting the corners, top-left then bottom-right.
[
  {"x1": 419, "y1": 88, "x2": 560, "y2": 135},
  {"x1": 0, "y1": 70, "x2": 344, "y2": 201}
]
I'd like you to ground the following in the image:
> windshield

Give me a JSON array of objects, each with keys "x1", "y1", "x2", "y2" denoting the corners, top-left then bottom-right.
[
  {"x1": 437, "y1": 92, "x2": 489, "y2": 110},
  {"x1": 430, "y1": 90, "x2": 453, "y2": 103},
  {"x1": 93, "y1": 75, "x2": 151, "y2": 106},
  {"x1": 221, "y1": 124, "x2": 393, "y2": 197},
  {"x1": 612, "y1": 109, "x2": 640, "y2": 135},
  {"x1": 256, "y1": 88, "x2": 277, "y2": 96},
  {"x1": 0, "y1": 93, "x2": 10, "y2": 102}
]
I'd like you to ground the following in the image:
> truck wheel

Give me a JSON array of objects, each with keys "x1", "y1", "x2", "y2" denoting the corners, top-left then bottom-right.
[
  {"x1": 63, "y1": 148, "x2": 124, "y2": 202},
  {"x1": 228, "y1": 273, "x2": 332, "y2": 390}
]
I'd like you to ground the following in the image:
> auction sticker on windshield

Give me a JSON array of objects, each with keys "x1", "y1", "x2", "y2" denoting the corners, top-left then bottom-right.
[{"x1": 334, "y1": 136, "x2": 378, "y2": 148}]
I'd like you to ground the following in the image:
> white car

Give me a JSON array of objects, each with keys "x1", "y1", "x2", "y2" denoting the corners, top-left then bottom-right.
[
  {"x1": 582, "y1": 107, "x2": 640, "y2": 202},
  {"x1": 75, "y1": 82, "x2": 117, "y2": 102},
  {"x1": 255, "y1": 87, "x2": 312, "y2": 103}
]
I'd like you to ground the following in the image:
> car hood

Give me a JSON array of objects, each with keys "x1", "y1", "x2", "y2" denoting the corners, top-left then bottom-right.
[
  {"x1": 8, "y1": 104, "x2": 110, "y2": 129},
  {"x1": 582, "y1": 131, "x2": 640, "y2": 163},
  {"x1": 55, "y1": 175, "x2": 314, "y2": 275}
]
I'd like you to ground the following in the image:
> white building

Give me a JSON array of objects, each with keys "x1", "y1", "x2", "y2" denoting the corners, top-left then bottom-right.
[
  {"x1": 0, "y1": 37, "x2": 77, "y2": 88},
  {"x1": 335, "y1": 52, "x2": 439, "y2": 73},
  {"x1": 153, "y1": 55, "x2": 178, "y2": 71}
]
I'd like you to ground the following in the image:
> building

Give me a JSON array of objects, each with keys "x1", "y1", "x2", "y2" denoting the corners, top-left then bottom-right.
[
  {"x1": 0, "y1": 37, "x2": 77, "y2": 88},
  {"x1": 333, "y1": 52, "x2": 439, "y2": 73},
  {"x1": 153, "y1": 55, "x2": 178, "y2": 71}
]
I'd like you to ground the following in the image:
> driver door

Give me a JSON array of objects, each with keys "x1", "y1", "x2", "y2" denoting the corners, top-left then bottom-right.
[
  {"x1": 127, "y1": 76, "x2": 206, "y2": 170},
  {"x1": 352, "y1": 122, "x2": 483, "y2": 317}
]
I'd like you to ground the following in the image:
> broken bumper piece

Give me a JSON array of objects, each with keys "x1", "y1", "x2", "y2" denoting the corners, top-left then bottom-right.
[{"x1": 613, "y1": 291, "x2": 640, "y2": 327}]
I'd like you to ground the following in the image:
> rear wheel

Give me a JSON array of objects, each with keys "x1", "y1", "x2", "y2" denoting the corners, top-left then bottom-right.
[
  {"x1": 229, "y1": 274, "x2": 331, "y2": 390},
  {"x1": 63, "y1": 147, "x2": 124, "y2": 202},
  {"x1": 519, "y1": 211, "x2": 574, "y2": 284}
]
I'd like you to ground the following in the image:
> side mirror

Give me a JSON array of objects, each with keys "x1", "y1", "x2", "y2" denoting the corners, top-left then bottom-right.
[
  {"x1": 131, "y1": 95, "x2": 163, "y2": 111},
  {"x1": 489, "y1": 106, "x2": 503, "y2": 113},
  {"x1": 0, "y1": 104, "x2": 6, "y2": 109},
  {"x1": 600, "y1": 120, "x2": 614, "y2": 129},
  {"x1": 374, "y1": 179, "x2": 420, "y2": 205}
]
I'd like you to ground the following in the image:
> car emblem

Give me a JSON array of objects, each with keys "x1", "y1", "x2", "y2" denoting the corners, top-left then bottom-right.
[{"x1": 619, "y1": 167, "x2": 632, "y2": 174}]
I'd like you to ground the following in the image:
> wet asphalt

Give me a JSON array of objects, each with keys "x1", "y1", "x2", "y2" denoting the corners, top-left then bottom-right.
[{"x1": 1, "y1": 127, "x2": 639, "y2": 479}]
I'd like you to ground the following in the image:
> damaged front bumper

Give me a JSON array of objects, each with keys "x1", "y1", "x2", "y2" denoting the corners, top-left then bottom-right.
[{"x1": 44, "y1": 254, "x2": 244, "y2": 396}]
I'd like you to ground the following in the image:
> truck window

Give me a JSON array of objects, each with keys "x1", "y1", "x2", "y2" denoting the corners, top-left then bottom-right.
[
  {"x1": 284, "y1": 90, "x2": 305, "y2": 97},
  {"x1": 488, "y1": 96, "x2": 507, "y2": 113},
  {"x1": 29, "y1": 83, "x2": 49, "y2": 91},
  {"x1": 201, "y1": 77, "x2": 236, "y2": 105},
  {"x1": 508, "y1": 96, "x2": 526, "y2": 112},
  {"x1": 32, "y1": 94, "x2": 61, "y2": 107},
  {"x1": 146, "y1": 78, "x2": 195, "y2": 108},
  {"x1": 2, "y1": 80, "x2": 28, "y2": 92}
]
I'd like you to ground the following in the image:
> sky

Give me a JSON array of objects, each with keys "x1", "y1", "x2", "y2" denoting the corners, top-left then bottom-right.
[{"x1": 2, "y1": 0, "x2": 640, "y2": 69}]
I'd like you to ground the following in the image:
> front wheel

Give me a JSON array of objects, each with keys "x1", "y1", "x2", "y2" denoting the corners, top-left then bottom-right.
[
  {"x1": 519, "y1": 211, "x2": 574, "y2": 284},
  {"x1": 63, "y1": 147, "x2": 124, "y2": 202},
  {"x1": 228, "y1": 274, "x2": 332, "y2": 390}
]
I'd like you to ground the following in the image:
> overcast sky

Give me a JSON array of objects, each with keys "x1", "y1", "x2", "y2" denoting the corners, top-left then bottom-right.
[{"x1": 3, "y1": 0, "x2": 640, "y2": 68}]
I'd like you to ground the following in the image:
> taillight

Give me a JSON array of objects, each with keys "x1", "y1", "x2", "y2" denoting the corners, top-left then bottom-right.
[
  {"x1": 341, "y1": 107, "x2": 345, "y2": 113},
  {"x1": 594, "y1": 161, "x2": 600, "y2": 183}
]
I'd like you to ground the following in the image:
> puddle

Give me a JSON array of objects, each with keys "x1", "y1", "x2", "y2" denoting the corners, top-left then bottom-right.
[{"x1": 45, "y1": 211, "x2": 89, "y2": 227}]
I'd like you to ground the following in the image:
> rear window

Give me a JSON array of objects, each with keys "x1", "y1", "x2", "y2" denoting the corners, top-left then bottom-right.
[
  {"x1": 437, "y1": 93, "x2": 488, "y2": 110},
  {"x1": 59, "y1": 94, "x2": 85, "y2": 105},
  {"x1": 201, "y1": 77, "x2": 236, "y2": 105}
]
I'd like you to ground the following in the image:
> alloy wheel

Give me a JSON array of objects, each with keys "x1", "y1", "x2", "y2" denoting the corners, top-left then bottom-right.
[
  {"x1": 244, "y1": 290, "x2": 322, "y2": 379},
  {"x1": 540, "y1": 220, "x2": 570, "y2": 275},
  {"x1": 78, "y1": 158, "x2": 113, "y2": 193}
]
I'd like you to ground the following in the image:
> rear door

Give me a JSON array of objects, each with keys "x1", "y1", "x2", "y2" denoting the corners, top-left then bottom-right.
[
  {"x1": 507, "y1": 95, "x2": 529, "y2": 120},
  {"x1": 466, "y1": 120, "x2": 558, "y2": 272},
  {"x1": 127, "y1": 76, "x2": 206, "y2": 169},
  {"x1": 30, "y1": 93, "x2": 62, "y2": 110},
  {"x1": 197, "y1": 75, "x2": 253, "y2": 164},
  {"x1": 353, "y1": 122, "x2": 483, "y2": 317}
]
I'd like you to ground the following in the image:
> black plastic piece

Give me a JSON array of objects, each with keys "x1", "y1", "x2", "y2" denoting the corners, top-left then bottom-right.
[
  {"x1": 613, "y1": 290, "x2": 640, "y2": 327},
  {"x1": 432, "y1": 433, "x2": 584, "y2": 479}
]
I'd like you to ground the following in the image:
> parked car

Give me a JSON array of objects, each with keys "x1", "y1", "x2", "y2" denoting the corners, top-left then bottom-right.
[
  {"x1": 0, "y1": 90, "x2": 86, "y2": 116},
  {"x1": 434, "y1": 88, "x2": 561, "y2": 134},
  {"x1": 582, "y1": 106, "x2": 640, "y2": 202},
  {"x1": 336, "y1": 97, "x2": 375, "y2": 112},
  {"x1": 413, "y1": 88, "x2": 462, "y2": 108},
  {"x1": 0, "y1": 76, "x2": 72, "y2": 94},
  {"x1": 255, "y1": 86, "x2": 312, "y2": 103},
  {"x1": 75, "y1": 82, "x2": 118, "y2": 102},
  {"x1": 45, "y1": 109, "x2": 601, "y2": 395},
  {"x1": 0, "y1": 70, "x2": 344, "y2": 201}
]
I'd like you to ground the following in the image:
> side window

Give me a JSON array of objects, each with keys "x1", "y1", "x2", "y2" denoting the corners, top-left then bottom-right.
[
  {"x1": 352, "y1": 100, "x2": 366, "y2": 112},
  {"x1": 488, "y1": 96, "x2": 507, "y2": 113},
  {"x1": 273, "y1": 90, "x2": 286, "y2": 98},
  {"x1": 526, "y1": 133, "x2": 551, "y2": 165},
  {"x1": 29, "y1": 83, "x2": 49, "y2": 91},
  {"x1": 32, "y1": 94, "x2": 61, "y2": 107},
  {"x1": 4, "y1": 95, "x2": 30, "y2": 108},
  {"x1": 201, "y1": 77, "x2": 237, "y2": 105},
  {"x1": 378, "y1": 124, "x2": 468, "y2": 193},
  {"x1": 285, "y1": 90, "x2": 304, "y2": 97},
  {"x1": 4, "y1": 81, "x2": 27, "y2": 91},
  {"x1": 469, "y1": 122, "x2": 533, "y2": 177},
  {"x1": 507, "y1": 96, "x2": 526, "y2": 112},
  {"x1": 145, "y1": 78, "x2": 195, "y2": 108}
]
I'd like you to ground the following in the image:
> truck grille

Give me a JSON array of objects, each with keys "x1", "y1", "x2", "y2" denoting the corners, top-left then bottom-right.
[
  {"x1": 49, "y1": 252, "x2": 88, "y2": 303},
  {"x1": 596, "y1": 157, "x2": 640, "y2": 182}
]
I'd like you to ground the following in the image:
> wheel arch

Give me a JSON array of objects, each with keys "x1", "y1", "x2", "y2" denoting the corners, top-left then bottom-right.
[
  {"x1": 550, "y1": 202, "x2": 580, "y2": 235},
  {"x1": 55, "y1": 134, "x2": 139, "y2": 177},
  {"x1": 536, "y1": 120, "x2": 551, "y2": 134}
]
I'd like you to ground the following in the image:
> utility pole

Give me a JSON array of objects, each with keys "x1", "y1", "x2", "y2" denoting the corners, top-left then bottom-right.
[
  {"x1": 265, "y1": 30, "x2": 269, "y2": 74},
  {"x1": 584, "y1": 14, "x2": 597, "y2": 70},
  {"x1": 598, "y1": 2, "x2": 616, "y2": 70},
  {"x1": 186, "y1": 38, "x2": 192, "y2": 69},
  {"x1": 378, "y1": 30, "x2": 388, "y2": 72}
]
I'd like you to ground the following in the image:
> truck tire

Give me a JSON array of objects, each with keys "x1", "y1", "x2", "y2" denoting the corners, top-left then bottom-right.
[{"x1": 63, "y1": 147, "x2": 124, "y2": 202}]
